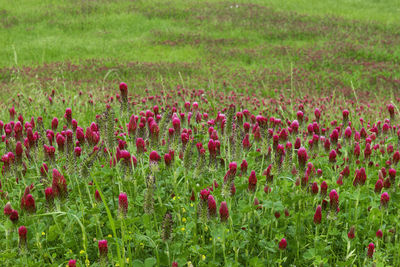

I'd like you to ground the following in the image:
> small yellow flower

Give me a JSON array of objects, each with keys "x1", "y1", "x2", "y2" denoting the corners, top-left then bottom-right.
[
  {"x1": 85, "y1": 259, "x2": 90, "y2": 266},
  {"x1": 202, "y1": 255, "x2": 206, "y2": 260},
  {"x1": 116, "y1": 264, "x2": 120, "y2": 267},
  {"x1": 204, "y1": 226, "x2": 208, "y2": 231},
  {"x1": 140, "y1": 242, "x2": 144, "y2": 248},
  {"x1": 217, "y1": 237, "x2": 221, "y2": 240},
  {"x1": 108, "y1": 234, "x2": 112, "y2": 238},
  {"x1": 187, "y1": 261, "x2": 193, "y2": 267},
  {"x1": 126, "y1": 258, "x2": 129, "y2": 263},
  {"x1": 80, "y1": 250, "x2": 85, "y2": 255},
  {"x1": 181, "y1": 227, "x2": 185, "y2": 231},
  {"x1": 190, "y1": 203, "x2": 194, "y2": 207},
  {"x1": 182, "y1": 217, "x2": 187, "y2": 223},
  {"x1": 177, "y1": 196, "x2": 181, "y2": 200},
  {"x1": 182, "y1": 207, "x2": 186, "y2": 213},
  {"x1": 42, "y1": 232, "x2": 46, "y2": 236},
  {"x1": 173, "y1": 196, "x2": 176, "y2": 200},
  {"x1": 209, "y1": 237, "x2": 212, "y2": 241}
]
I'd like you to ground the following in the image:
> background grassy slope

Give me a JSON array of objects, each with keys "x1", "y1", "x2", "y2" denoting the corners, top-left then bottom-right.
[{"x1": 0, "y1": 0, "x2": 399, "y2": 103}]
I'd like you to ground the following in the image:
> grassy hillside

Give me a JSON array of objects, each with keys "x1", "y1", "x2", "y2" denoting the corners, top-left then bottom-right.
[{"x1": 0, "y1": 0, "x2": 399, "y2": 103}]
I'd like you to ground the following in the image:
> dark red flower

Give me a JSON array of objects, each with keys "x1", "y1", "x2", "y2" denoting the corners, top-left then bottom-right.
[
  {"x1": 279, "y1": 238, "x2": 287, "y2": 250},
  {"x1": 314, "y1": 205, "x2": 322, "y2": 224},
  {"x1": 348, "y1": 226, "x2": 355, "y2": 239},
  {"x1": 208, "y1": 195, "x2": 217, "y2": 217},
  {"x1": 219, "y1": 201, "x2": 229, "y2": 222},
  {"x1": 376, "y1": 229, "x2": 383, "y2": 238},
  {"x1": 68, "y1": 260, "x2": 77, "y2": 267},
  {"x1": 118, "y1": 193, "x2": 128, "y2": 216},
  {"x1": 4, "y1": 202, "x2": 12, "y2": 216},
  {"x1": 380, "y1": 192, "x2": 390, "y2": 207},
  {"x1": 248, "y1": 170, "x2": 257, "y2": 192},
  {"x1": 367, "y1": 243, "x2": 374, "y2": 258}
]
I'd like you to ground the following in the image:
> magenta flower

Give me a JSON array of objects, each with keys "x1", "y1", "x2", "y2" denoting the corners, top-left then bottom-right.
[
  {"x1": 18, "y1": 225, "x2": 27, "y2": 247},
  {"x1": 68, "y1": 259, "x2": 77, "y2": 267},
  {"x1": 367, "y1": 243, "x2": 374, "y2": 258},
  {"x1": 219, "y1": 201, "x2": 229, "y2": 222},
  {"x1": 45, "y1": 187, "x2": 54, "y2": 206},
  {"x1": 320, "y1": 181, "x2": 328, "y2": 197},
  {"x1": 374, "y1": 179, "x2": 383, "y2": 193},
  {"x1": 208, "y1": 195, "x2": 217, "y2": 217},
  {"x1": 200, "y1": 189, "x2": 210, "y2": 201},
  {"x1": 248, "y1": 170, "x2": 257, "y2": 192},
  {"x1": 380, "y1": 192, "x2": 390, "y2": 207},
  {"x1": 149, "y1": 151, "x2": 161, "y2": 163},
  {"x1": 376, "y1": 229, "x2": 383, "y2": 238},
  {"x1": 10, "y1": 209, "x2": 19, "y2": 223},
  {"x1": 313, "y1": 205, "x2": 322, "y2": 224},
  {"x1": 329, "y1": 189, "x2": 339, "y2": 211},
  {"x1": 297, "y1": 147, "x2": 307, "y2": 169},
  {"x1": 4, "y1": 202, "x2": 12, "y2": 216},
  {"x1": 118, "y1": 193, "x2": 128, "y2": 216},
  {"x1": 329, "y1": 149, "x2": 337, "y2": 163},
  {"x1": 310, "y1": 182, "x2": 319, "y2": 195},
  {"x1": 279, "y1": 238, "x2": 287, "y2": 250},
  {"x1": 98, "y1": 239, "x2": 108, "y2": 257},
  {"x1": 119, "y1": 82, "x2": 128, "y2": 97}
]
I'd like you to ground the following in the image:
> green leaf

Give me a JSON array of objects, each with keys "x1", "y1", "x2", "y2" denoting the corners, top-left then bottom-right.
[
  {"x1": 47, "y1": 225, "x2": 58, "y2": 242},
  {"x1": 144, "y1": 257, "x2": 157, "y2": 267},
  {"x1": 132, "y1": 259, "x2": 144, "y2": 267}
]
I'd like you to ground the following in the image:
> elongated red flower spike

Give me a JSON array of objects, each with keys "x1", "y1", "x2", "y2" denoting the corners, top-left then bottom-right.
[
  {"x1": 118, "y1": 192, "x2": 128, "y2": 216},
  {"x1": 367, "y1": 243, "x2": 374, "y2": 258},
  {"x1": 219, "y1": 201, "x2": 229, "y2": 222}
]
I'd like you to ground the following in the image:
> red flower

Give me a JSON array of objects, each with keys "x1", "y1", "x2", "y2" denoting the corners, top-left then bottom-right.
[
  {"x1": 380, "y1": 192, "x2": 390, "y2": 207},
  {"x1": 149, "y1": 151, "x2": 161, "y2": 162},
  {"x1": 208, "y1": 195, "x2": 217, "y2": 217},
  {"x1": 95, "y1": 190, "x2": 101, "y2": 202},
  {"x1": 367, "y1": 243, "x2": 374, "y2": 258},
  {"x1": 119, "y1": 193, "x2": 128, "y2": 216},
  {"x1": 313, "y1": 205, "x2": 322, "y2": 224},
  {"x1": 279, "y1": 238, "x2": 287, "y2": 250},
  {"x1": 329, "y1": 189, "x2": 339, "y2": 211},
  {"x1": 172, "y1": 262, "x2": 178, "y2": 267},
  {"x1": 4, "y1": 202, "x2": 12, "y2": 216},
  {"x1": 348, "y1": 226, "x2": 355, "y2": 239},
  {"x1": 375, "y1": 179, "x2": 383, "y2": 193},
  {"x1": 376, "y1": 229, "x2": 383, "y2": 238},
  {"x1": 68, "y1": 260, "x2": 77, "y2": 267},
  {"x1": 219, "y1": 201, "x2": 229, "y2": 222},
  {"x1": 119, "y1": 82, "x2": 128, "y2": 97},
  {"x1": 311, "y1": 182, "x2": 319, "y2": 195},
  {"x1": 200, "y1": 189, "x2": 210, "y2": 201},
  {"x1": 321, "y1": 181, "x2": 328, "y2": 197},
  {"x1": 45, "y1": 187, "x2": 54, "y2": 205},
  {"x1": 98, "y1": 240, "x2": 108, "y2": 257},
  {"x1": 18, "y1": 225, "x2": 27, "y2": 245},
  {"x1": 52, "y1": 169, "x2": 67, "y2": 198},
  {"x1": 297, "y1": 147, "x2": 307, "y2": 169},
  {"x1": 329, "y1": 149, "x2": 337, "y2": 163},
  {"x1": 10, "y1": 209, "x2": 19, "y2": 223},
  {"x1": 248, "y1": 170, "x2": 257, "y2": 192}
]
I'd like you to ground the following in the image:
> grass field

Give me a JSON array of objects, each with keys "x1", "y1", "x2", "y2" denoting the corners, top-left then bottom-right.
[{"x1": 1, "y1": 0, "x2": 399, "y2": 104}]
